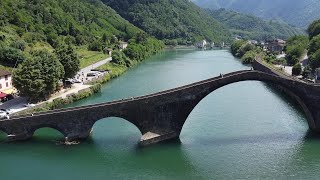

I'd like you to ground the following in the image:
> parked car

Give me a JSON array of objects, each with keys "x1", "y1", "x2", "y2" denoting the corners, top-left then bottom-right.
[
  {"x1": 72, "y1": 79, "x2": 82, "y2": 83},
  {"x1": 87, "y1": 72, "x2": 99, "y2": 77},
  {"x1": 0, "y1": 110, "x2": 9, "y2": 119},
  {"x1": 0, "y1": 109, "x2": 10, "y2": 115},
  {"x1": 24, "y1": 103, "x2": 36, "y2": 107}
]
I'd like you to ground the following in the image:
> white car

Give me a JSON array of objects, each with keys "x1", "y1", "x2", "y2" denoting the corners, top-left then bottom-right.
[
  {"x1": 24, "y1": 103, "x2": 36, "y2": 107},
  {"x1": 0, "y1": 110, "x2": 9, "y2": 119}
]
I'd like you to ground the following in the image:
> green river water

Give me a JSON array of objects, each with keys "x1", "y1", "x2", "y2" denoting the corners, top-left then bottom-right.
[{"x1": 1, "y1": 49, "x2": 320, "y2": 179}]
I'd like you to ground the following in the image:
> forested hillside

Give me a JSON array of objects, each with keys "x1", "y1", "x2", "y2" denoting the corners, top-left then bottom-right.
[
  {"x1": 208, "y1": 9, "x2": 304, "y2": 40},
  {"x1": 102, "y1": 0, "x2": 231, "y2": 45},
  {"x1": 192, "y1": 0, "x2": 320, "y2": 28},
  {"x1": 0, "y1": 0, "x2": 142, "y2": 48},
  {"x1": 0, "y1": 0, "x2": 164, "y2": 101},
  {"x1": 0, "y1": 0, "x2": 162, "y2": 68}
]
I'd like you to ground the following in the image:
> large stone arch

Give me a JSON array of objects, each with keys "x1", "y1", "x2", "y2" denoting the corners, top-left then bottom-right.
[{"x1": 176, "y1": 71, "x2": 316, "y2": 135}]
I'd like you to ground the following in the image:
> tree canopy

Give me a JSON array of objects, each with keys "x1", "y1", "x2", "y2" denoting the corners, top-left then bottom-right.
[
  {"x1": 102, "y1": 0, "x2": 230, "y2": 44},
  {"x1": 284, "y1": 35, "x2": 309, "y2": 65},
  {"x1": 207, "y1": 9, "x2": 304, "y2": 41},
  {"x1": 55, "y1": 45, "x2": 80, "y2": 81},
  {"x1": 13, "y1": 50, "x2": 64, "y2": 102},
  {"x1": 307, "y1": 19, "x2": 320, "y2": 39},
  {"x1": 307, "y1": 19, "x2": 320, "y2": 70}
]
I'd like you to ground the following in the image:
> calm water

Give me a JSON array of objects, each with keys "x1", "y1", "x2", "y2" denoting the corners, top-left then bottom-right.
[{"x1": 1, "y1": 49, "x2": 320, "y2": 179}]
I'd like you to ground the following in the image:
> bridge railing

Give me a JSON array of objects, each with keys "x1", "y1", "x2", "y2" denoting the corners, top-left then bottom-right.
[{"x1": 254, "y1": 55, "x2": 305, "y2": 83}]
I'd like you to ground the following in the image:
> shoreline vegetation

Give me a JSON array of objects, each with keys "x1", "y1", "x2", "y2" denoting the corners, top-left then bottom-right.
[
  {"x1": 14, "y1": 45, "x2": 163, "y2": 116},
  {"x1": 13, "y1": 45, "x2": 217, "y2": 116}
]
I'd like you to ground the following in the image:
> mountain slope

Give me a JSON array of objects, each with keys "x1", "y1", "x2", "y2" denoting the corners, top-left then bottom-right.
[
  {"x1": 192, "y1": 0, "x2": 320, "y2": 28},
  {"x1": 0, "y1": 0, "x2": 145, "y2": 53},
  {"x1": 102, "y1": 0, "x2": 231, "y2": 44},
  {"x1": 208, "y1": 9, "x2": 304, "y2": 40}
]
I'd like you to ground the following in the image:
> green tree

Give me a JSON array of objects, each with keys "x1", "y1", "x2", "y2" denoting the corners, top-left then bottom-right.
[
  {"x1": 307, "y1": 19, "x2": 320, "y2": 39},
  {"x1": 308, "y1": 34, "x2": 320, "y2": 55},
  {"x1": 237, "y1": 43, "x2": 255, "y2": 58},
  {"x1": 88, "y1": 40, "x2": 104, "y2": 51},
  {"x1": 55, "y1": 45, "x2": 80, "y2": 81},
  {"x1": 285, "y1": 45, "x2": 305, "y2": 65},
  {"x1": 0, "y1": 46, "x2": 25, "y2": 67},
  {"x1": 302, "y1": 66, "x2": 312, "y2": 78},
  {"x1": 111, "y1": 50, "x2": 131, "y2": 66},
  {"x1": 241, "y1": 50, "x2": 257, "y2": 64},
  {"x1": 309, "y1": 49, "x2": 320, "y2": 70},
  {"x1": 292, "y1": 63, "x2": 302, "y2": 76},
  {"x1": 285, "y1": 35, "x2": 309, "y2": 66},
  {"x1": 13, "y1": 50, "x2": 64, "y2": 102},
  {"x1": 231, "y1": 40, "x2": 246, "y2": 57}
]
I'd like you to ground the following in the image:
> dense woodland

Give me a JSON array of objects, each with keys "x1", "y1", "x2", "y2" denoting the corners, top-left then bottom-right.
[
  {"x1": 193, "y1": 0, "x2": 320, "y2": 28},
  {"x1": 0, "y1": 0, "x2": 164, "y2": 101},
  {"x1": 207, "y1": 9, "x2": 304, "y2": 41},
  {"x1": 102, "y1": 0, "x2": 231, "y2": 45}
]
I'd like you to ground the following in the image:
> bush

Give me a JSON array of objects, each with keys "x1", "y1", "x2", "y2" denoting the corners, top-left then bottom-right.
[
  {"x1": 10, "y1": 40, "x2": 27, "y2": 51},
  {"x1": 241, "y1": 50, "x2": 257, "y2": 64},
  {"x1": 0, "y1": 46, "x2": 25, "y2": 66},
  {"x1": 292, "y1": 63, "x2": 302, "y2": 76},
  {"x1": 88, "y1": 40, "x2": 104, "y2": 51}
]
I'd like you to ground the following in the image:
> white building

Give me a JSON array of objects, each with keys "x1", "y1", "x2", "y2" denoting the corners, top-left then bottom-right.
[
  {"x1": 196, "y1": 40, "x2": 207, "y2": 49},
  {"x1": 0, "y1": 70, "x2": 13, "y2": 94},
  {"x1": 119, "y1": 42, "x2": 128, "y2": 50}
]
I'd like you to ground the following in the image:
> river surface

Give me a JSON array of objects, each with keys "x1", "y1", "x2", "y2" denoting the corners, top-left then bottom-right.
[{"x1": 1, "y1": 49, "x2": 320, "y2": 179}]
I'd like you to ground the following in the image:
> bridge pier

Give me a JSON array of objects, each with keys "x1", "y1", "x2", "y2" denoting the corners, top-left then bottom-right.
[
  {"x1": 139, "y1": 131, "x2": 179, "y2": 146},
  {"x1": 1, "y1": 66, "x2": 320, "y2": 146}
]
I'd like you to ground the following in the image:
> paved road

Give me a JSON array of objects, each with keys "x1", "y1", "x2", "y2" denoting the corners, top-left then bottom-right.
[
  {"x1": 79, "y1": 57, "x2": 112, "y2": 76},
  {"x1": 0, "y1": 57, "x2": 112, "y2": 114}
]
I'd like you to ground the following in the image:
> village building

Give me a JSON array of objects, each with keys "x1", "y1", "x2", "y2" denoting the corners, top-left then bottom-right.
[
  {"x1": 119, "y1": 42, "x2": 128, "y2": 50},
  {"x1": 265, "y1": 39, "x2": 286, "y2": 53},
  {"x1": 195, "y1": 40, "x2": 207, "y2": 49},
  {"x1": 0, "y1": 70, "x2": 13, "y2": 94},
  {"x1": 249, "y1": 40, "x2": 258, "y2": 45},
  {"x1": 211, "y1": 42, "x2": 215, "y2": 48},
  {"x1": 104, "y1": 48, "x2": 113, "y2": 56}
]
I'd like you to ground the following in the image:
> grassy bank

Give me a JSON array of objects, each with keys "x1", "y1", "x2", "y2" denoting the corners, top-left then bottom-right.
[{"x1": 77, "y1": 47, "x2": 109, "y2": 68}]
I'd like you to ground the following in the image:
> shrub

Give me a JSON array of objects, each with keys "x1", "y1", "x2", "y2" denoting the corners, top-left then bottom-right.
[{"x1": 292, "y1": 63, "x2": 302, "y2": 76}]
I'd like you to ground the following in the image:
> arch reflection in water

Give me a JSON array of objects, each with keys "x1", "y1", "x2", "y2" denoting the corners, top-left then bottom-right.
[
  {"x1": 180, "y1": 81, "x2": 308, "y2": 179},
  {"x1": 32, "y1": 127, "x2": 66, "y2": 141},
  {"x1": 90, "y1": 117, "x2": 141, "y2": 149}
]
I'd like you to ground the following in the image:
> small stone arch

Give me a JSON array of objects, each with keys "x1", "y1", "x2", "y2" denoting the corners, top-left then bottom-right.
[
  {"x1": 92, "y1": 116, "x2": 143, "y2": 134},
  {"x1": 0, "y1": 129, "x2": 8, "y2": 142},
  {"x1": 90, "y1": 116, "x2": 143, "y2": 144},
  {"x1": 31, "y1": 125, "x2": 67, "y2": 140}
]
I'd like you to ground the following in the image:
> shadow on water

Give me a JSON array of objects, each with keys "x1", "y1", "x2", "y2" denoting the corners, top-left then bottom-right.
[
  {"x1": 263, "y1": 82, "x2": 308, "y2": 119},
  {"x1": 0, "y1": 132, "x2": 202, "y2": 179},
  {"x1": 304, "y1": 130, "x2": 320, "y2": 141}
]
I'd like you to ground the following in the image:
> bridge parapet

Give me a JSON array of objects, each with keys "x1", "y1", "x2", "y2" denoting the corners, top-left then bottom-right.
[{"x1": 0, "y1": 67, "x2": 320, "y2": 146}]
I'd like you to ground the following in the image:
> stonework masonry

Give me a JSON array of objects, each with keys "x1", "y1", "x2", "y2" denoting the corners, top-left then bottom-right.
[{"x1": 0, "y1": 59, "x2": 319, "y2": 146}]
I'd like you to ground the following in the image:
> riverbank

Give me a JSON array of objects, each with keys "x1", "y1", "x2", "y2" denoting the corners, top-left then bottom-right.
[{"x1": 13, "y1": 50, "x2": 162, "y2": 116}]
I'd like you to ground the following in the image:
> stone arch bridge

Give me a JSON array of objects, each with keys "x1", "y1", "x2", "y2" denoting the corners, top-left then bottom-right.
[{"x1": 0, "y1": 60, "x2": 319, "y2": 145}]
